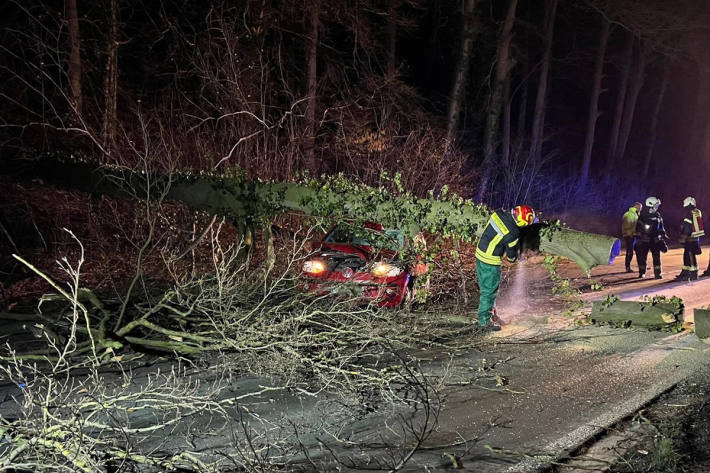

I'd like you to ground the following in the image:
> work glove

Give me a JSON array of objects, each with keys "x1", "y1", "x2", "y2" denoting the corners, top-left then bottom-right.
[{"x1": 658, "y1": 239, "x2": 668, "y2": 253}]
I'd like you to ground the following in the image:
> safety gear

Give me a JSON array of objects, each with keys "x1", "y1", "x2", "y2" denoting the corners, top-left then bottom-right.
[
  {"x1": 636, "y1": 206, "x2": 667, "y2": 244},
  {"x1": 622, "y1": 206, "x2": 640, "y2": 237},
  {"x1": 512, "y1": 205, "x2": 536, "y2": 227},
  {"x1": 679, "y1": 203, "x2": 703, "y2": 281},
  {"x1": 645, "y1": 196, "x2": 661, "y2": 213},
  {"x1": 681, "y1": 208, "x2": 704, "y2": 240},
  {"x1": 476, "y1": 210, "x2": 520, "y2": 266}
]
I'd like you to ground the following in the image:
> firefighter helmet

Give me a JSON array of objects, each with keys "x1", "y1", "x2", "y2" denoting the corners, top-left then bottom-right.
[
  {"x1": 645, "y1": 196, "x2": 661, "y2": 212},
  {"x1": 683, "y1": 196, "x2": 696, "y2": 208},
  {"x1": 512, "y1": 205, "x2": 536, "y2": 227}
]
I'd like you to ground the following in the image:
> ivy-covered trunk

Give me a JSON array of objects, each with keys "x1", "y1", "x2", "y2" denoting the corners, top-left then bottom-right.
[{"x1": 18, "y1": 159, "x2": 621, "y2": 274}]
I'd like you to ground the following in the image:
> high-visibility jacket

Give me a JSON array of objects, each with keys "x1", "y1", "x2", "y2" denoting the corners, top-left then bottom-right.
[
  {"x1": 681, "y1": 207, "x2": 704, "y2": 239},
  {"x1": 475, "y1": 209, "x2": 519, "y2": 266},
  {"x1": 621, "y1": 207, "x2": 639, "y2": 237}
]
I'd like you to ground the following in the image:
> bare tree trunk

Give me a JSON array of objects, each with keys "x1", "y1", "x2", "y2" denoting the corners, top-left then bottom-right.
[
  {"x1": 529, "y1": 0, "x2": 558, "y2": 161},
  {"x1": 502, "y1": 77, "x2": 512, "y2": 167},
  {"x1": 642, "y1": 60, "x2": 669, "y2": 179},
  {"x1": 476, "y1": 0, "x2": 517, "y2": 201},
  {"x1": 617, "y1": 42, "x2": 649, "y2": 163},
  {"x1": 103, "y1": 0, "x2": 119, "y2": 155},
  {"x1": 516, "y1": 45, "x2": 529, "y2": 151},
  {"x1": 579, "y1": 18, "x2": 610, "y2": 187},
  {"x1": 304, "y1": 0, "x2": 321, "y2": 173},
  {"x1": 66, "y1": 0, "x2": 82, "y2": 117},
  {"x1": 604, "y1": 30, "x2": 633, "y2": 177},
  {"x1": 386, "y1": 0, "x2": 398, "y2": 76},
  {"x1": 445, "y1": 0, "x2": 477, "y2": 147}
]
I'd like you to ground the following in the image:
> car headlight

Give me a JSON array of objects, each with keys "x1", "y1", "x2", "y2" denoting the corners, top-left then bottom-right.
[
  {"x1": 303, "y1": 260, "x2": 326, "y2": 274},
  {"x1": 371, "y1": 262, "x2": 401, "y2": 278}
]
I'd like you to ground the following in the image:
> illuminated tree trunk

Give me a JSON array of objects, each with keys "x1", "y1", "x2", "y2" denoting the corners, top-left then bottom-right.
[
  {"x1": 26, "y1": 159, "x2": 620, "y2": 274},
  {"x1": 604, "y1": 30, "x2": 633, "y2": 177},
  {"x1": 445, "y1": 0, "x2": 477, "y2": 147},
  {"x1": 642, "y1": 59, "x2": 669, "y2": 179},
  {"x1": 529, "y1": 0, "x2": 557, "y2": 161},
  {"x1": 304, "y1": 0, "x2": 321, "y2": 173},
  {"x1": 579, "y1": 18, "x2": 610, "y2": 187},
  {"x1": 66, "y1": 0, "x2": 82, "y2": 116},
  {"x1": 477, "y1": 0, "x2": 518, "y2": 201}
]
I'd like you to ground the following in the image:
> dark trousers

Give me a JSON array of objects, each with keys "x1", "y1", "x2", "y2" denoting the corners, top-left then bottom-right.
[
  {"x1": 624, "y1": 236, "x2": 636, "y2": 269},
  {"x1": 635, "y1": 241, "x2": 662, "y2": 276},
  {"x1": 683, "y1": 240, "x2": 700, "y2": 272}
]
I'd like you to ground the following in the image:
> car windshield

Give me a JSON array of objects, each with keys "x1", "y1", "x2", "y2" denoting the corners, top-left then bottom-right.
[{"x1": 325, "y1": 226, "x2": 404, "y2": 251}]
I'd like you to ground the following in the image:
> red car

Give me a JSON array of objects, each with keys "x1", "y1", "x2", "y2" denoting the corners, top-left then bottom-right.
[{"x1": 301, "y1": 222, "x2": 428, "y2": 307}]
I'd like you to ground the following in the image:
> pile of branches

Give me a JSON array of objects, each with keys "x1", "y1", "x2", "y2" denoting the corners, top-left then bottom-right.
[{"x1": 0, "y1": 218, "x2": 479, "y2": 471}]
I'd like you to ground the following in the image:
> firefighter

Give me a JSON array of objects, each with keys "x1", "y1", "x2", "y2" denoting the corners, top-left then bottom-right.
[
  {"x1": 635, "y1": 196, "x2": 668, "y2": 279},
  {"x1": 676, "y1": 196, "x2": 704, "y2": 281},
  {"x1": 621, "y1": 202, "x2": 642, "y2": 273},
  {"x1": 475, "y1": 205, "x2": 535, "y2": 331}
]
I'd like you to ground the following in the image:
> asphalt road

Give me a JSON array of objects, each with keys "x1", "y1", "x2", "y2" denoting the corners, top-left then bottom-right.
[
  {"x1": 2, "y1": 247, "x2": 709, "y2": 472},
  {"x1": 406, "y1": 246, "x2": 710, "y2": 472}
]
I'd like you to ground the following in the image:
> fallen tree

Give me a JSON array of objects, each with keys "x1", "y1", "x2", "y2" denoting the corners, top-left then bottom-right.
[
  {"x1": 11, "y1": 158, "x2": 620, "y2": 273},
  {"x1": 590, "y1": 296, "x2": 684, "y2": 328}
]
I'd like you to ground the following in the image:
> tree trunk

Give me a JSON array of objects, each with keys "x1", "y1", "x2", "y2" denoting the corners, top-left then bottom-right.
[
  {"x1": 515, "y1": 44, "x2": 529, "y2": 151},
  {"x1": 66, "y1": 0, "x2": 82, "y2": 117},
  {"x1": 476, "y1": 0, "x2": 518, "y2": 201},
  {"x1": 102, "y1": 0, "x2": 119, "y2": 155},
  {"x1": 604, "y1": 30, "x2": 633, "y2": 177},
  {"x1": 304, "y1": 0, "x2": 321, "y2": 173},
  {"x1": 25, "y1": 159, "x2": 621, "y2": 274},
  {"x1": 642, "y1": 60, "x2": 669, "y2": 179},
  {"x1": 386, "y1": 0, "x2": 398, "y2": 76},
  {"x1": 445, "y1": 0, "x2": 477, "y2": 147},
  {"x1": 502, "y1": 77, "x2": 512, "y2": 167},
  {"x1": 529, "y1": 0, "x2": 557, "y2": 161},
  {"x1": 616, "y1": 42, "x2": 649, "y2": 165},
  {"x1": 591, "y1": 299, "x2": 681, "y2": 327},
  {"x1": 579, "y1": 18, "x2": 610, "y2": 187}
]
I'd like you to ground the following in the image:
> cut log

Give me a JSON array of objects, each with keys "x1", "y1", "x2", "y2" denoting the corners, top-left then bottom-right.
[
  {"x1": 11, "y1": 158, "x2": 621, "y2": 273},
  {"x1": 694, "y1": 308, "x2": 710, "y2": 339},
  {"x1": 590, "y1": 299, "x2": 683, "y2": 327}
]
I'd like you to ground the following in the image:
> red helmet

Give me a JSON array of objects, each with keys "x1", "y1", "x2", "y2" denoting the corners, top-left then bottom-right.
[{"x1": 513, "y1": 205, "x2": 535, "y2": 227}]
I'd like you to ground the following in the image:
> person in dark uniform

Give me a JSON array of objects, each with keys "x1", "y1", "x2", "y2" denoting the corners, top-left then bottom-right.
[
  {"x1": 635, "y1": 196, "x2": 668, "y2": 279},
  {"x1": 675, "y1": 196, "x2": 704, "y2": 281}
]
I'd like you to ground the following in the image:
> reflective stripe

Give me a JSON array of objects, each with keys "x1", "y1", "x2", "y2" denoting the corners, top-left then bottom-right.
[
  {"x1": 483, "y1": 233, "x2": 503, "y2": 256},
  {"x1": 476, "y1": 248, "x2": 502, "y2": 265},
  {"x1": 490, "y1": 213, "x2": 510, "y2": 236},
  {"x1": 508, "y1": 238, "x2": 519, "y2": 248},
  {"x1": 684, "y1": 219, "x2": 693, "y2": 223}
]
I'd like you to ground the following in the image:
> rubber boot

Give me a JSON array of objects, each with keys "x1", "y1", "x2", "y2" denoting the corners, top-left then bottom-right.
[
  {"x1": 654, "y1": 265, "x2": 663, "y2": 279},
  {"x1": 674, "y1": 270, "x2": 689, "y2": 281},
  {"x1": 690, "y1": 270, "x2": 699, "y2": 281},
  {"x1": 625, "y1": 266, "x2": 633, "y2": 273}
]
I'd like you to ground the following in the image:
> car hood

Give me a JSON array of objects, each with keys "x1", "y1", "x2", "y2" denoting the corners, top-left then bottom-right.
[{"x1": 317, "y1": 242, "x2": 397, "y2": 261}]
